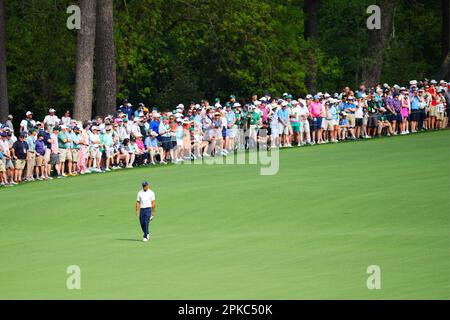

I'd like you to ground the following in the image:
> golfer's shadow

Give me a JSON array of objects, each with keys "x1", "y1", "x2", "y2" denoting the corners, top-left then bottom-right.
[{"x1": 116, "y1": 238, "x2": 142, "y2": 242}]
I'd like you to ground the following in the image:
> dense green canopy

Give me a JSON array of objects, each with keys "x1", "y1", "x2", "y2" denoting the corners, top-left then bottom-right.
[{"x1": 3, "y1": 0, "x2": 444, "y2": 120}]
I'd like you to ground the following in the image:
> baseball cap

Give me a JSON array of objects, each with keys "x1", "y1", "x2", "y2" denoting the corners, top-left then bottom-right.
[
  {"x1": 49, "y1": 108, "x2": 56, "y2": 113},
  {"x1": 7, "y1": 114, "x2": 13, "y2": 119},
  {"x1": 26, "y1": 111, "x2": 33, "y2": 116},
  {"x1": 142, "y1": 181, "x2": 149, "y2": 187}
]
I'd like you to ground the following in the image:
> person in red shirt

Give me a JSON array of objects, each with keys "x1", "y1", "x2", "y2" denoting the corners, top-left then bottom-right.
[{"x1": 427, "y1": 80, "x2": 438, "y2": 129}]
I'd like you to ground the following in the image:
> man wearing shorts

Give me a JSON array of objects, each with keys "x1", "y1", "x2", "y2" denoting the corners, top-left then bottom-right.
[
  {"x1": 309, "y1": 95, "x2": 323, "y2": 144},
  {"x1": 0, "y1": 133, "x2": 9, "y2": 186},
  {"x1": 101, "y1": 126, "x2": 114, "y2": 171},
  {"x1": 290, "y1": 100, "x2": 301, "y2": 146},
  {"x1": 35, "y1": 132, "x2": 46, "y2": 180},
  {"x1": 277, "y1": 101, "x2": 291, "y2": 147},
  {"x1": 1, "y1": 131, "x2": 14, "y2": 184},
  {"x1": 343, "y1": 96, "x2": 357, "y2": 139},
  {"x1": 88, "y1": 126, "x2": 102, "y2": 172},
  {"x1": 225, "y1": 104, "x2": 236, "y2": 152},
  {"x1": 298, "y1": 99, "x2": 311, "y2": 146},
  {"x1": 58, "y1": 125, "x2": 73, "y2": 176},
  {"x1": 11, "y1": 132, "x2": 29, "y2": 184},
  {"x1": 25, "y1": 129, "x2": 37, "y2": 181},
  {"x1": 71, "y1": 126, "x2": 82, "y2": 174},
  {"x1": 49, "y1": 126, "x2": 63, "y2": 178}
]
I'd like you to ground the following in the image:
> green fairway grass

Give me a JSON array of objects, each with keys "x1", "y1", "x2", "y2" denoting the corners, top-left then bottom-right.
[{"x1": 0, "y1": 130, "x2": 449, "y2": 299}]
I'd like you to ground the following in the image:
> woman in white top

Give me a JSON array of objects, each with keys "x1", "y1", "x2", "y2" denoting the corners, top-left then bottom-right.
[{"x1": 61, "y1": 110, "x2": 72, "y2": 126}]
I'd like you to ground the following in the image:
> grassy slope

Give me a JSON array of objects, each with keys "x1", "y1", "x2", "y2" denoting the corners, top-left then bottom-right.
[{"x1": 0, "y1": 130, "x2": 448, "y2": 299}]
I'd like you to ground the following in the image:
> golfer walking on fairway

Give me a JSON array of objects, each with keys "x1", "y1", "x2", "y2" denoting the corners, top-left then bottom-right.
[{"x1": 136, "y1": 181, "x2": 156, "y2": 242}]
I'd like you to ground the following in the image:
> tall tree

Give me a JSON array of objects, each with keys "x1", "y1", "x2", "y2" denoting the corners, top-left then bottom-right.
[
  {"x1": 362, "y1": 0, "x2": 395, "y2": 87},
  {"x1": 304, "y1": 0, "x2": 319, "y2": 94},
  {"x1": 95, "y1": 0, "x2": 116, "y2": 117},
  {"x1": 73, "y1": 0, "x2": 97, "y2": 122},
  {"x1": 439, "y1": 0, "x2": 449, "y2": 79},
  {"x1": 0, "y1": 0, "x2": 8, "y2": 122}
]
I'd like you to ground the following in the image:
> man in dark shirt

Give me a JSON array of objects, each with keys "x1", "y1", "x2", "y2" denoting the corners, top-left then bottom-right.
[{"x1": 11, "y1": 133, "x2": 29, "y2": 183}]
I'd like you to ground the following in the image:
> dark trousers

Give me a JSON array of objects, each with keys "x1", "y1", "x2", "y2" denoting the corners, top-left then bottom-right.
[{"x1": 139, "y1": 207, "x2": 152, "y2": 238}]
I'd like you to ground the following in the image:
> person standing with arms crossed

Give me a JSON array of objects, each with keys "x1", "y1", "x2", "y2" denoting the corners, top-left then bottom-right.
[{"x1": 136, "y1": 181, "x2": 156, "y2": 242}]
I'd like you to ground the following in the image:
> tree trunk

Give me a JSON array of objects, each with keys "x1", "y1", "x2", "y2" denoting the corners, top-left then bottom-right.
[
  {"x1": 95, "y1": 0, "x2": 116, "y2": 117},
  {"x1": 0, "y1": 0, "x2": 9, "y2": 122},
  {"x1": 441, "y1": 0, "x2": 449, "y2": 79},
  {"x1": 362, "y1": 0, "x2": 395, "y2": 88},
  {"x1": 304, "y1": 0, "x2": 319, "y2": 94},
  {"x1": 73, "y1": 0, "x2": 97, "y2": 122}
]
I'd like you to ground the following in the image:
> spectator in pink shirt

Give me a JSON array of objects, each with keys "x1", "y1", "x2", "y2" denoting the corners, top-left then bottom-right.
[
  {"x1": 50, "y1": 127, "x2": 63, "y2": 178},
  {"x1": 309, "y1": 95, "x2": 324, "y2": 144}
]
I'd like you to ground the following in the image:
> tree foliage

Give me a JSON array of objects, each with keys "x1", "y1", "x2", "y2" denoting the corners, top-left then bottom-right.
[{"x1": 3, "y1": 0, "x2": 445, "y2": 121}]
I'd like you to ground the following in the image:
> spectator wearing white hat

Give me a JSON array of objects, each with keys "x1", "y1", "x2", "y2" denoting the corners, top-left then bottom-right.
[
  {"x1": 298, "y1": 97, "x2": 311, "y2": 145},
  {"x1": 436, "y1": 89, "x2": 446, "y2": 129},
  {"x1": 144, "y1": 131, "x2": 163, "y2": 165},
  {"x1": 20, "y1": 111, "x2": 36, "y2": 134},
  {"x1": 88, "y1": 126, "x2": 102, "y2": 172},
  {"x1": 58, "y1": 125, "x2": 73, "y2": 176},
  {"x1": 44, "y1": 108, "x2": 59, "y2": 129}
]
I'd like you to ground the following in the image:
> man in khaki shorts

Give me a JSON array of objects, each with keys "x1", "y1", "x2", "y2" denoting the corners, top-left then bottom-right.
[
  {"x1": 11, "y1": 132, "x2": 29, "y2": 184},
  {"x1": 0, "y1": 134, "x2": 8, "y2": 186},
  {"x1": 58, "y1": 125, "x2": 73, "y2": 176},
  {"x1": 35, "y1": 132, "x2": 46, "y2": 180},
  {"x1": 70, "y1": 126, "x2": 82, "y2": 175},
  {"x1": 88, "y1": 126, "x2": 102, "y2": 172},
  {"x1": 25, "y1": 129, "x2": 38, "y2": 181}
]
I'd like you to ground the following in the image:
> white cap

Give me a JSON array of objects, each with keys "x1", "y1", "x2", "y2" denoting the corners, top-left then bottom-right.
[
  {"x1": 177, "y1": 104, "x2": 185, "y2": 109},
  {"x1": 324, "y1": 93, "x2": 330, "y2": 98},
  {"x1": 150, "y1": 131, "x2": 158, "y2": 136},
  {"x1": 60, "y1": 125, "x2": 67, "y2": 130},
  {"x1": 26, "y1": 111, "x2": 33, "y2": 116},
  {"x1": 259, "y1": 97, "x2": 267, "y2": 102},
  {"x1": 430, "y1": 80, "x2": 437, "y2": 84},
  {"x1": 281, "y1": 101, "x2": 289, "y2": 107},
  {"x1": 254, "y1": 101, "x2": 262, "y2": 106},
  {"x1": 306, "y1": 94, "x2": 313, "y2": 99},
  {"x1": 49, "y1": 108, "x2": 56, "y2": 113},
  {"x1": 291, "y1": 100, "x2": 299, "y2": 105}
]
